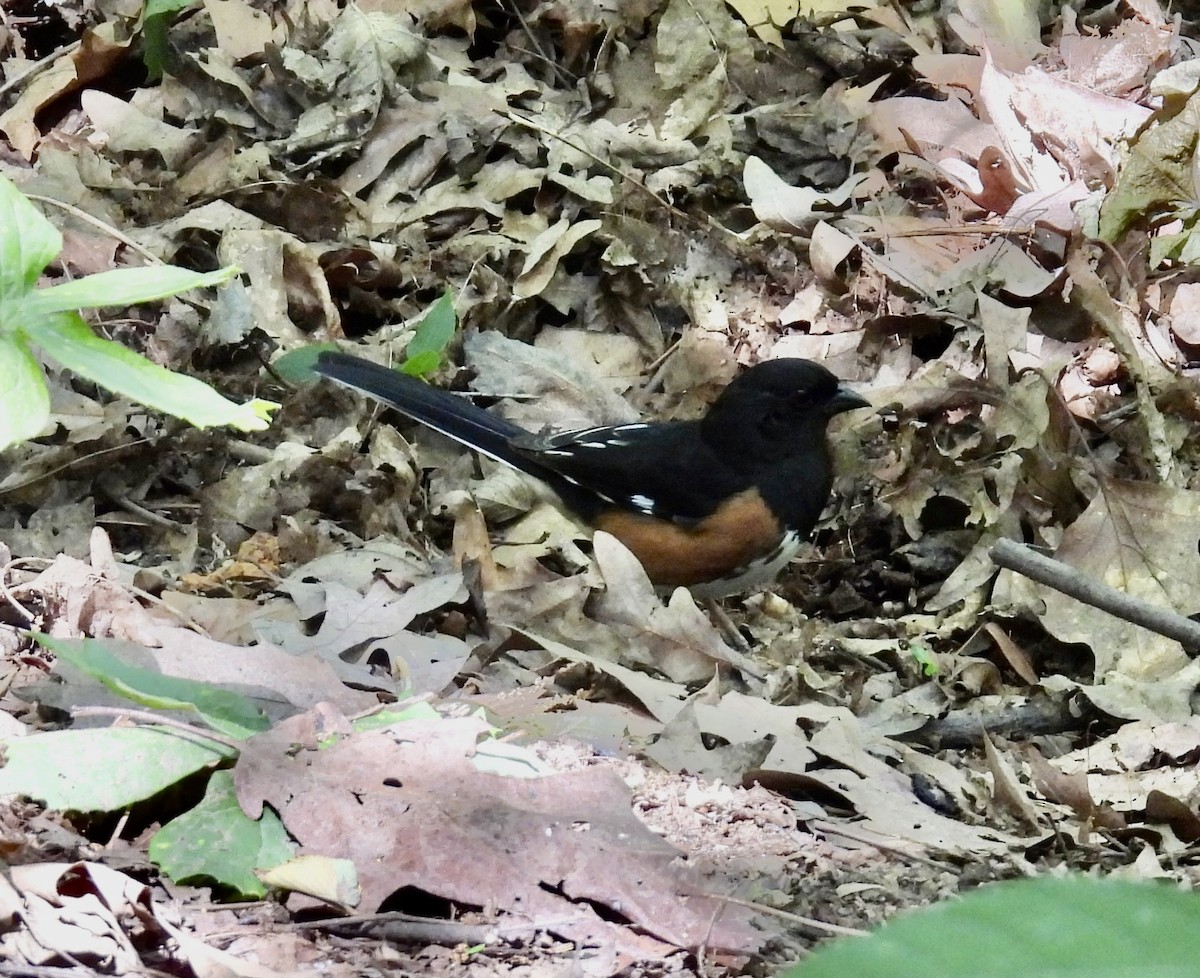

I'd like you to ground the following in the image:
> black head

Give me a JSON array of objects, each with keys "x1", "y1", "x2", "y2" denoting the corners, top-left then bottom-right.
[{"x1": 701, "y1": 358, "x2": 869, "y2": 460}]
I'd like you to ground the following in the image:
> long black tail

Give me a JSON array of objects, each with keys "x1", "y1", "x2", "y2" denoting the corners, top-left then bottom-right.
[{"x1": 314, "y1": 352, "x2": 535, "y2": 470}]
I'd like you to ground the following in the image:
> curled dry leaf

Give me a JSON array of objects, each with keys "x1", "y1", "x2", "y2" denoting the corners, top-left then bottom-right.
[{"x1": 743, "y1": 156, "x2": 865, "y2": 234}]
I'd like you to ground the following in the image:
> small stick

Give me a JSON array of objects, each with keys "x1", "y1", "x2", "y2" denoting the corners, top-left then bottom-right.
[
  {"x1": 902, "y1": 694, "x2": 1098, "y2": 749},
  {"x1": 989, "y1": 539, "x2": 1200, "y2": 652},
  {"x1": 71, "y1": 706, "x2": 244, "y2": 751}
]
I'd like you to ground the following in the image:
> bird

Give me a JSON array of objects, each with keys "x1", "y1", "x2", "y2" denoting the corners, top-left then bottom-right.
[{"x1": 313, "y1": 350, "x2": 869, "y2": 598}]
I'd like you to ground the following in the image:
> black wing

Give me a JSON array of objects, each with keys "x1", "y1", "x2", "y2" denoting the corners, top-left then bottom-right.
[
  {"x1": 316, "y1": 352, "x2": 760, "y2": 525},
  {"x1": 513, "y1": 422, "x2": 756, "y2": 525}
]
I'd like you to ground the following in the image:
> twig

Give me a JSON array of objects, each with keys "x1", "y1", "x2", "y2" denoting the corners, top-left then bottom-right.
[
  {"x1": 0, "y1": 557, "x2": 46, "y2": 622},
  {"x1": 282, "y1": 910, "x2": 536, "y2": 944},
  {"x1": 98, "y1": 483, "x2": 183, "y2": 530},
  {"x1": 0, "y1": 439, "x2": 152, "y2": 498},
  {"x1": 703, "y1": 597, "x2": 751, "y2": 654},
  {"x1": 899, "y1": 693, "x2": 1102, "y2": 749},
  {"x1": 347, "y1": 693, "x2": 434, "y2": 722},
  {"x1": 500, "y1": 110, "x2": 745, "y2": 248},
  {"x1": 0, "y1": 40, "x2": 81, "y2": 99},
  {"x1": 0, "y1": 961, "x2": 98, "y2": 977},
  {"x1": 225, "y1": 439, "x2": 275, "y2": 464},
  {"x1": 501, "y1": 0, "x2": 572, "y2": 88},
  {"x1": 808, "y1": 821, "x2": 947, "y2": 871},
  {"x1": 105, "y1": 810, "x2": 130, "y2": 848},
  {"x1": 71, "y1": 706, "x2": 243, "y2": 752},
  {"x1": 851, "y1": 222, "x2": 1040, "y2": 240},
  {"x1": 989, "y1": 539, "x2": 1200, "y2": 652},
  {"x1": 24, "y1": 193, "x2": 164, "y2": 266},
  {"x1": 714, "y1": 894, "x2": 867, "y2": 938}
]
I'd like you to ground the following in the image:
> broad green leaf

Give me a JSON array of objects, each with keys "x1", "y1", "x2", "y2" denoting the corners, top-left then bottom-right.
[
  {"x1": 36, "y1": 634, "x2": 269, "y2": 739},
  {"x1": 26, "y1": 311, "x2": 277, "y2": 431},
  {"x1": 789, "y1": 876, "x2": 1200, "y2": 978},
  {"x1": 142, "y1": 15, "x2": 169, "y2": 79},
  {"x1": 0, "y1": 727, "x2": 233, "y2": 812},
  {"x1": 143, "y1": 0, "x2": 198, "y2": 22},
  {"x1": 399, "y1": 349, "x2": 440, "y2": 377},
  {"x1": 150, "y1": 770, "x2": 292, "y2": 899},
  {"x1": 26, "y1": 265, "x2": 237, "y2": 314},
  {"x1": 0, "y1": 332, "x2": 50, "y2": 449},
  {"x1": 141, "y1": 0, "x2": 199, "y2": 79},
  {"x1": 0, "y1": 175, "x2": 61, "y2": 298},
  {"x1": 907, "y1": 643, "x2": 939, "y2": 676},
  {"x1": 1149, "y1": 218, "x2": 1200, "y2": 268},
  {"x1": 403, "y1": 289, "x2": 456, "y2": 370},
  {"x1": 274, "y1": 342, "x2": 340, "y2": 384},
  {"x1": 0, "y1": 175, "x2": 274, "y2": 450}
]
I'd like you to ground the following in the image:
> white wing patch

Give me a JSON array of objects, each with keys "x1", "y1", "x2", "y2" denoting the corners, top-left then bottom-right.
[
  {"x1": 597, "y1": 423, "x2": 651, "y2": 448},
  {"x1": 525, "y1": 422, "x2": 661, "y2": 512},
  {"x1": 627, "y1": 493, "x2": 657, "y2": 514},
  {"x1": 543, "y1": 424, "x2": 652, "y2": 448}
]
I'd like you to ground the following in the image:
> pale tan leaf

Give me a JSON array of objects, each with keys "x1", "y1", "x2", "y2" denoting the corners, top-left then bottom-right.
[
  {"x1": 513, "y1": 218, "x2": 603, "y2": 300},
  {"x1": 743, "y1": 156, "x2": 864, "y2": 234},
  {"x1": 982, "y1": 732, "x2": 1040, "y2": 828},
  {"x1": 1015, "y1": 481, "x2": 1200, "y2": 681}
]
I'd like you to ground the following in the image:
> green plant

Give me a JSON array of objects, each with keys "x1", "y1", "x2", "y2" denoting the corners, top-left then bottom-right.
[
  {"x1": 140, "y1": 0, "x2": 198, "y2": 79},
  {"x1": 273, "y1": 287, "x2": 459, "y2": 382},
  {"x1": 0, "y1": 635, "x2": 436, "y2": 898},
  {"x1": 0, "y1": 174, "x2": 277, "y2": 452},
  {"x1": 786, "y1": 875, "x2": 1200, "y2": 978},
  {"x1": 397, "y1": 288, "x2": 458, "y2": 376}
]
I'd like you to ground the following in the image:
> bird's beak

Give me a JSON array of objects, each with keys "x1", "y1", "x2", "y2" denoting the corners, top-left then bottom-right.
[{"x1": 827, "y1": 385, "x2": 871, "y2": 416}]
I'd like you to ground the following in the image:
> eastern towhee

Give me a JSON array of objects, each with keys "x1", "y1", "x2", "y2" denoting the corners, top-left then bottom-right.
[{"x1": 314, "y1": 350, "x2": 869, "y2": 597}]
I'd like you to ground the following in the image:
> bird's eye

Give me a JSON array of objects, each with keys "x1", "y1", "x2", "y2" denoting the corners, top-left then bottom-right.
[{"x1": 764, "y1": 392, "x2": 807, "y2": 428}]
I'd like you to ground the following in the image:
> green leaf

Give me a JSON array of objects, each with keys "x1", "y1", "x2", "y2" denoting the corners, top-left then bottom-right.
[
  {"x1": 0, "y1": 727, "x2": 234, "y2": 812},
  {"x1": 0, "y1": 174, "x2": 274, "y2": 449},
  {"x1": 399, "y1": 349, "x2": 440, "y2": 377},
  {"x1": 401, "y1": 289, "x2": 456, "y2": 376},
  {"x1": 142, "y1": 14, "x2": 169, "y2": 80},
  {"x1": 26, "y1": 311, "x2": 277, "y2": 432},
  {"x1": 0, "y1": 332, "x2": 50, "y2": 450},
  {"x1": 0, "y1": 174, "x2": 61, "y2": 298},
  {"x1": 907, "y1": 643, "x2": 939, "y2": 677},
  {"x1": 1099, "y1": 94, "x2": 1200, "y2": 243},
  {"x1": 143, "y1": 0, "x2": 198, "y2": 20},
  {"x1": 351, "y1": 701, "x2": 441, "y2": 732},
  {"x1": 141, "y1": 0, "x2": 199, "y2": 80},
  {"x1": 35, "y1": 634, "x2": 269, "y2": 739},
  {"x1": 273, "y1": 342, "x2": 342, "y2": 384},
  {"x1": 149, "y1": 770, "x2": 293, "y2": 899},
  {"x1": 27, "y1": 265, "x2": 238, "y2": 314},
  {"x1": 788, "y1": 876, "x2": 1200, "y2": 978}
]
